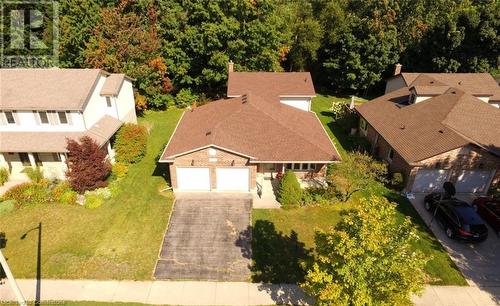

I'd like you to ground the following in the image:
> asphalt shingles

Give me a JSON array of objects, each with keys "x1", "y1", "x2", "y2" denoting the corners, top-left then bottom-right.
[{"x1": 154, "y1": 198, "x2": 252, "y2": 281}]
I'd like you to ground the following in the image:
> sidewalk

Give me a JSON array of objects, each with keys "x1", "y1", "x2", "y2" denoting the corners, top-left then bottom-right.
[{"x1": 1, "y1": 279, "x2": 499, "y2": 305}]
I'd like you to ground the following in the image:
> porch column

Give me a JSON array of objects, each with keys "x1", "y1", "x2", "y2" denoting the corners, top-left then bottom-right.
[
  {"x1": 27, "y1": 153, "x2": 36, "y2": 167},
  {"x1": 107, "y1": 142, "x2": 115, "y2": 162},
  {"x1": 281, "y1": 163, "x2": 285, "y2": 173},
  {"x1": 0, "y1": 153, "x2": 6, "y2": 167}
]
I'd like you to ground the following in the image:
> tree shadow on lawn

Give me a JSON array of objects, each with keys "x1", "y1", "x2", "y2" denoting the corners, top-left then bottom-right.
[
  {"x1": 320, "y1": 111, "x2": 367, "y2": 153},
  {"x1": 249, "y1": 220, "x2": 313, "y2": 284}
]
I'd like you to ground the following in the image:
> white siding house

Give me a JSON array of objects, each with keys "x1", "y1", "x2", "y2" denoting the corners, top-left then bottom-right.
[{"x1": 0, "y1": 69, "x2": 137, "y2": 180}]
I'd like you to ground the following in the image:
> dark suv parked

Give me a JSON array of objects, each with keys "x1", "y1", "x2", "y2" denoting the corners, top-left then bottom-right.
[{"x1": 424, "y1": 192, "x2": 488, "y2": 242}]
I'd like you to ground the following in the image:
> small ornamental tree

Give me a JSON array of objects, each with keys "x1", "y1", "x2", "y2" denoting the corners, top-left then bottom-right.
[
  {"x1": 278, "y1": 170, "x2": 302, "y2": 208},
  {"x1": 66, "y1": 136, "x2": 111, "y2": 194},
  {"x1": 302, "y1": 196, "x2": 427, "y2": 306},
  {"x1": 328, "y1": 152, "x2": 387, "y2": 202},
  {"x1": 114, "y1": 124, "x2": 148, "y2": 164}
]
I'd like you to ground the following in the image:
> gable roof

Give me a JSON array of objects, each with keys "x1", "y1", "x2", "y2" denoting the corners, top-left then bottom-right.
[
  {"x1": 100, "y1": 73, "x2": 126, "y2": 96},
  {"x1": 161, "y1": 93, "x2": 340, "y2": 162},
  {"x1": 356, "y1": 87, "x2": 500, "y2": 162},
  {"x1": 227, "y1": 72, "x2": 316, "y2": 98},
  {"x1": 0, "y1": 69, "x2": 131, "y2": 110},
  {"x1": 400, "y1": 72, "x2": 500, "y2": 97}
]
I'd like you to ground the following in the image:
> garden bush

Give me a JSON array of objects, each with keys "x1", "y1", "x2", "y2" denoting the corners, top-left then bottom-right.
[
  {"x1": 25, "y1": 167, "x2": 44, "y2": 182},
  {"x1": 0, "y1": 200, "x2": 16, "y2": 215},
  {"x1": 51, "y1": 182, "x2": 77, "y2": 205},
  {"x1": 111, "y1": 162, "x2": 129, "y2": 180},
  {"x1": 302, "y1": 187, "x2": 335, "y2": 206},
  {"x1": 278, "y1": 171, "x2": 303, "y2": 208},
  {"x1": 66, "y1": 136, "x2": 112, "y2": 193},
  {"x1": 391, "y1": 172, "x2": 405, "y2": 190},
  {"x1": 0, "y1": 167, "x2": 9, "y2": 186},
  {"x1": 84, "y1": 193, "x2": 104, "y2": 209},
  {"x1": 84, "y1": 187, "x2": 111, "y2": 209},
  {"x1": 1, "y1": 182, "x2": 51, "y2": 207},
  {"x1": 114, "y1": 124, "x2": 148, "y2": 164}
]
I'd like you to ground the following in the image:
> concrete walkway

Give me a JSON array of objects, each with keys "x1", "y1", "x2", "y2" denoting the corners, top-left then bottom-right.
[{"x1": 1, "y1": 279, "x2": 499, "y2": 305}]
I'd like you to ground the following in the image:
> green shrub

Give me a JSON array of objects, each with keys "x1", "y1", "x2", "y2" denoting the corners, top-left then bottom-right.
[
  {"x1": 0, "y1": 200, "x2": 16, "y2": 215},
  {"x1": 83, "y1": 187, "x2": 111, "y2": 209},
  {"x1": 302, "y1": 187, "x2": 335, "y2": 206},
  {"x1": 111, "y1": 162, "x2": 129, "y2": 179},
  {"x1": 84, "y1": 193, "x2": 104, "y2": 209},
  {"x1": 0, "y1": 168, "x2": 9, "y2": 186},
  {"x1": 51, "y1": 182, "x2": 77, "y2": 205},
  {"x1": 1, "y1": 182, "x2": 51, "y2": 207},
  {"x1": 25, "y1": 167, "x2": 44, "y2": 183},
  {"x1": 391, "y1": 172, "x2": 405, "y2": 190},
  {"x1": 278, "y1": 171, "x2": 303, "y2": 208},
  {"x1": 175, "y1": 88, "x2": 198, "y2": 108},
  {"x1": 114, "y1": 124, "x2": 148, "y2": 164}
]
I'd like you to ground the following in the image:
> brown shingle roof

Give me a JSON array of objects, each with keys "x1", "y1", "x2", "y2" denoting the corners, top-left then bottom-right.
[
  {"x1": 0, "y1": 115, "x2": 122, "y2": 152},
  {"x1": 356, "y1": 88, "x2": 500, "y2": 162},
  {"x1": 100, "y1": 74, "x2": 126, "y2": 96},
  {"x1": 401, "y1": 72, "x2": 500, "y2": 97},
  {"x1": 161, "y1": 93, "x2": 340, "y2": 162},
  {"x1": 227, "y1": 72, "x2": 316, "y2": 98}
]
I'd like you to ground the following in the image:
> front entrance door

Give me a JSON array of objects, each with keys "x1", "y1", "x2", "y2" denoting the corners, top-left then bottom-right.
[{"x1": 261, "y1": 163, "x2": 276, "y2": 179}]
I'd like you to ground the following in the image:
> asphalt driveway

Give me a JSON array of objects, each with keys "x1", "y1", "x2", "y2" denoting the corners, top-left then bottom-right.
[
  {"x1": 409, "y1": 194, "x2": 500, "y2": 296},
  {"x1": 154, "y1": 194, "x2": 252, "y2": 281}
]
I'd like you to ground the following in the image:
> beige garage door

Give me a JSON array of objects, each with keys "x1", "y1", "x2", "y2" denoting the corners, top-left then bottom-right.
[{"x1": 412, "y1": 169, "x2": 451, "y2": 193}]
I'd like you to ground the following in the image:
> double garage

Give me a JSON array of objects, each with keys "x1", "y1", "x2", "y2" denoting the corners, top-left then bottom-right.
[
  {"x1": 176, "y1": 167, "x2": 250, "y2": 192},
  {"x1": 411, "y1": 168, "x2": 496, "y2": 193}
]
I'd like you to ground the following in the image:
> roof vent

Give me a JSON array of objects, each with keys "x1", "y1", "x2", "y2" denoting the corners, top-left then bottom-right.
[
  {"x1": 206, "y1": 131, "x2": 212, "y2": 136},
  {"x1": 430, "y1": 81, "x2": 434, "y2": 84},
  {"x1": 458, "y1": 81, "x2": 462, "y2": 85},
  {"x1": 241, "y1": 94, "x2": 248, "y2": 104},
  {"x1": 451, "y1": 90, "x2": 456, "y2": 94},
  {"x1": 438, "y1": 130, "x2": 444, "y2": 134},
  {"x1": 400, "y1": 124, "x2": 405, "y2": 130}
]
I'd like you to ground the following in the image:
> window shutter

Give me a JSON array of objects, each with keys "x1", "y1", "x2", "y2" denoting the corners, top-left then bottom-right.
[{"x1": 33, "y1": 111, "x2": 41, "y2": 125}]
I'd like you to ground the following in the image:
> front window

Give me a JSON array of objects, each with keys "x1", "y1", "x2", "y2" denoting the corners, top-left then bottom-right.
[
  {"x1": 58, "y1": 112, "x2": 68, "y2": 124},
  {"x1": 106, "y1": 97, "x2": 112, "y2": 107},
  {"x1": 5, "y1": 111, "x2": 16, "y2": 124},
  {"x1": 39, "y1": 111, "x2": 49, "y2": 124},
  {"x1": 293, "y1": 163, "x2": 301, "y2": 170},
  {"x1": 360, "y1": 118, "x2": 367, "y2": 131}
]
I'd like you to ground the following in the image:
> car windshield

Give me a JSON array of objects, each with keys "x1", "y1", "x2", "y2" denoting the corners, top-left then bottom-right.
[{"x1": 454, "y1": 206, "x2": 483, "y2": 225}]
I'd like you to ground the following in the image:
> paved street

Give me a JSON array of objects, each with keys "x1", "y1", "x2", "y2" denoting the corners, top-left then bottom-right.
[
  {"x1": 154, "y1": 195, "x2": 252, "y2": 281},
  {"x1": 409, "y1": 193, "x2": 500, "y2": 303}
]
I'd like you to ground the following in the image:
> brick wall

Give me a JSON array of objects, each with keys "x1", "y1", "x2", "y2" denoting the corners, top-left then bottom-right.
[{"x1": 169, "y1": 147, "x2": 257, "y2": 191}]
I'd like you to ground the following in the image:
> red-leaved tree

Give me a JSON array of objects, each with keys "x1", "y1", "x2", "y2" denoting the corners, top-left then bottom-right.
[{"x1": 66, "y1": 136, "x2": 111, "y2": 193}]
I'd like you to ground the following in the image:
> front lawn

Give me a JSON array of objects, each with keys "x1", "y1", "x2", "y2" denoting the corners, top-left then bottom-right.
[
  {"x1": 0, "y1": 109, "x2": 183, "y2": 280},
  {"x1": 251, "y1": 94, "x2": 467, "y2": 286}
]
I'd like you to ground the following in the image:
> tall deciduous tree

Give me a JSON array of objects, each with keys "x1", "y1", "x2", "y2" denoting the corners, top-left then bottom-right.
[
  {"x1": 157, "y1": 0, "x2": 290, "y2": 95},
  {"x1": 327, "y1": 152, "x2": 387, "y2": 202},
  {"x1": 66, "y1": 136, "x2": 111, "y2": 194},
  {"x1": 84, "y1": 0, "x2": 172, "y2": 109},
  {"x1": 302, "y1": 196, "x2": 427, "y2": 306}
]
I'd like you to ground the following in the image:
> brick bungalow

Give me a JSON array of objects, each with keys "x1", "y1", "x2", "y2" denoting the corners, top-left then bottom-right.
[
  {"x1": 158, "y1": 64, "x2": 341, "y2": 193},
  {"x1": 356, "y1": 68, "x2": 500, "y2": 194}
]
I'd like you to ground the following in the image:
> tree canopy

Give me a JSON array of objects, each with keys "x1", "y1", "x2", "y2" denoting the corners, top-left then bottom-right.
[
  {"x1": 14, "y1": 0, "x2": 498, "y2": 104},
  {"x1": 301, "y1": 196, "x2": 427, "y2": 305}
]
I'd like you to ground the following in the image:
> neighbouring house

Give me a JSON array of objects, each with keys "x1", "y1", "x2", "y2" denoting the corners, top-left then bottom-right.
[
  {"x1": 356, "y1": 65, "x2": 500, "y2": 194},
  {"x1": 0, "y1": 68, "x2": 137, "y2": 180},
  {"x1": 159, "y1": 62, "x2": 341, "y2": 193}
]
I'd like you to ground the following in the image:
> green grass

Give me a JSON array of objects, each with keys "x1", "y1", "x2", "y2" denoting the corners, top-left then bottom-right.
[
  {"x1": 0, "y1": 109, "x2": 183, "y2": 280},
  {"x1": 251, "y1": 94, "x2": 467, "y2": 286},
  {"x1": 0, "y1": 302, "x2": 165, "y2": 306}
]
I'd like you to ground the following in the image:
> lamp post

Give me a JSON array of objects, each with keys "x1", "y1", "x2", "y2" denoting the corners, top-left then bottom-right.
[{"x1": 20, "y1": 223, "x2": 42, "y2": 306}]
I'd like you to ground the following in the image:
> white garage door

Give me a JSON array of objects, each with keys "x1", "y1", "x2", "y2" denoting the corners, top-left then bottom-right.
[
  {"x1": 216, "y1": 168, "x2": 250, "y2": 191},
  {"x1": 455, "y1": 170, "x2": 493, "y2": 193},
  {"x1": 412, "y1": 169, "x2": 450, "y2": 193},
  {"x1": 176, "y1": 167, "x2": 210, "y2": 191}
]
